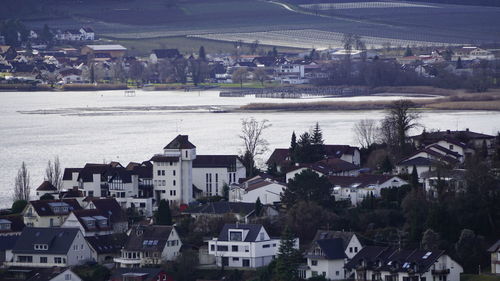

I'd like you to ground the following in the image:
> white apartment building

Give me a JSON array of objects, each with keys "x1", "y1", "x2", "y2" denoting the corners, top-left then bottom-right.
[
  {"x1": 150, "y1": 135, "x2": 196, "y2": 206},
  {"x1": 192, "y1": 155, "x2": 246, "y2": 197},
  {"x1": 208, "y1": 223, "x2": 299, "y2": 268}
]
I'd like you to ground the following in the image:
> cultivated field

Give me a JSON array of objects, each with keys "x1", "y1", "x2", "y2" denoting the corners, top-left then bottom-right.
[{"x1": 299, "y1": 2, "x2": 437, "y2": 10}]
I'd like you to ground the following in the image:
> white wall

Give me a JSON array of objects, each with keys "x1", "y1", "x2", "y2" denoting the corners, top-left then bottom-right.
[{"x1": 241, "y1": 183, "x2": 285, "y2": 204}]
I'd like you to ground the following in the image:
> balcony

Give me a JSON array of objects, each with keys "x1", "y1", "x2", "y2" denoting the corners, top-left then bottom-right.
[
  {"x1": 432, "y1": 268, "x2": 450, "y2": 275},
  {"x1": 5, "y1": 261, "x2": 67, "y2": 268},
  {"x1": 113, "y1": 257, "x2": 141, "y2": 265}
]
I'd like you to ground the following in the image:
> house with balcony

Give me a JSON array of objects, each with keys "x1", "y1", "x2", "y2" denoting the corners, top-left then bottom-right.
[
  {"x1": 114, "y1": 225, "x2": 182, "y2": 268},
  {"x1": 208, "y1": 223, "x2": 298, "y2": 268},
  {"x1": 302, "y1": 230, "x2": 363, "y2": 280},
  {"x1": 22, "y1": 199, "x2": 82, "y2": 227},
  {"x1": 192, "y1": 155, "x2": 246, "y2": 197},
  {"x1": 6, "y1": 227, "x2": 92, "y2": 268},
  {"x1": 344, "y1": 246, "x2": 463, "y2": 281},
  {"x1": 488, "y1": 240, "x2": 500, "y2": 275}
]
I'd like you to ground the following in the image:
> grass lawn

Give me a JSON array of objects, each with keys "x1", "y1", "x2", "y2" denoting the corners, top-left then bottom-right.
[{"x1": 106, "y1": 36, "x2": 305, "y2": 57}]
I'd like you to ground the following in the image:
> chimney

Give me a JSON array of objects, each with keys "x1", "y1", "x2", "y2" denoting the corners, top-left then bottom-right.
[
  {"x1": 466, "y1": 128, "x2": 469, "y2": 132},
  {"x1": 446, "y1": 130, "x2": 451, "y2": 134}
]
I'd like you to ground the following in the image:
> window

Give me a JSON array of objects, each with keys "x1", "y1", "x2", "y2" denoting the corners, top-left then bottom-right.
[
  {"x1": 210, "y1": 245, "x2": 215, "y2": 251},
  {"x1": 88, "y1": 191, "x2": 94, "y2": 197},
  {"x1": 54, "y1": 257, "x2": 63, "y2": 264},
  {"x1": 311, "y1": 260, "x2": 318, "y2": 266},
  {"x1": 244, "y1": 246, "x2": 249, "y2": 252},
  {"x1": 260, "y1": 233, "x2": 265, "y2": 240},
  {"x1": 349, "y1": 247, "x2": 353, "y2": 253},
  {"x1": 312, "y1": 271, "x2": 318, "y2": 277},
  {"x1": 40, "y1": 257, "x2": 48, "y2": 263},
  {"x1": 229, "y1": 231, "x2": 242, "y2": 241},
  {"x1": 242, "y1": 259, "x2": 250, "y2": 267},
  {"x1": 161, "y1": 170, "x2": 165, "y2": 176},
  {"x1": 232, "y1": 257, "x2": 239, "y2": 261},
  {"x1": 173, "y1": 170, "x2": 176, "y2": 176},
  {"x1": 173, "y1": 180, "x2": 176, "y2": 186},
  {"x1": 217, "y1": 245, "x2": 228, "y2": 251},
  {"x1": 354, "y1": 247, "x2": 358, "y2": 252},
  {"x1": 18, "y1": 256, "x2": 33, "y2": 263},
  {"x1": 263, "y1": 244, "x2": 270, "y2": 248},
  {"x1": 232, "y1": 245, "x2": 238, "y2": 252},
  {"x1": 65, "y1": 274, "x2": 72, "y2": 280},
  {"x1": 185, "y1": 151, "x2": 188, "y2": 157},
  {"x1": 157, "y1": 170, "x2": 161, "y2": 176},
  {"x1": 336, "y1": 271, "x2": 340, "y2": 276},
  {"x1": 169, "y1": 162, "x2": 173, "y2": 166}
]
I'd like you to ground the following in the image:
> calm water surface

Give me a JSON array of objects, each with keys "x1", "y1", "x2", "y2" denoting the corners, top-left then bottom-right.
[{"x1": 1, "y1": 90, "x2": 499, "y2": 207}]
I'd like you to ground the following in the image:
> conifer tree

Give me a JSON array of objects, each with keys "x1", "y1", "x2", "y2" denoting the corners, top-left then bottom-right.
[
  {"x1": 289, "y1": 131, "x2": 297, "y2": 163},
  {"x1": 411, "y1": 165, "x2": 419, "y2": 188},
  {"x1": 273, "y1": 227, "x2": 300, "y2": 281},
  {"x1": 255, "y1": 197, "x2": 263, "y2": 217},
  {"x1": 156, "y1": 199, "x2": 172, "y2": 225}
]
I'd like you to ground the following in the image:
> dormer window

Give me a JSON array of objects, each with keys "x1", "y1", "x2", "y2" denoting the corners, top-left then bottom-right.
[
  {"x1": 0, "y1": 219, "x2": 11, "y2": 231},
  {"x1": 34, "y1": 244, "x2": 48, "y2": 250},
  {"x1": 229, "y1": 231, "x2": 242, "y2": 241}
]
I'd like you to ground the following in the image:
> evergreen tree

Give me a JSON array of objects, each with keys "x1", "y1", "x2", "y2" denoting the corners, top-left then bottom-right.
[
  {"x1": 421, "y1": 228, "x2": 440, "y2": 250},
  {"x1": 456, "y1": 57, "x2": 463, "y2": 69},
  {"x1": 289, "y1": 131, "x2": 297, "y2": 164},
  {"x1": 242, "y1": 150, "x2": 257, "y2": 178},
  {"x1": 41, "y1": 24, "x2": 53, "y2": 43},
  {"x1": 198, "y1": 46, "x2": 206, "y2": 61},
  {"x1": 404, "y1": 45, "x2": 413, "y2": 57},
  {"x1": 273, "y1": 227, "x2": 300, "y2": 281},
  {"x1": 295, "y1": 132, "x2": 312, "y2": 163},
  {"x1": 255, "y1": 197, "x2": 263, "y2": 217},
  {"x1": 481, "y1": 139, "x2": 488, "y2": 159},
  {"x1": 380, "y1": 155, "x2": 393, "y2": 173},
  {"x1": 411, "y1": 165, "x2": 419, "y2": 188},
  {"x1": 156, "y1": 199, "x2": 172, "y2": 225},
  {"x1": 281, "y1": 169, "x2": 334, "y2": 208},
  {"x1": 311, "y1": 122, "x2": 325, "y2": 162},
  {"x1": 222, "y1": 183, "x2": 229, "y2": 200},
  {"x1": 266, "y1": 162, "x2": 278, "y2": 176}
]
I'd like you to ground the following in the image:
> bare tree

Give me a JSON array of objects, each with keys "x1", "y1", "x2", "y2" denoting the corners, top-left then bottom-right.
[
  {"x1": 353, "y1": 119, "x2": 378, "y2": 149},
  {"x1": 14, "y1": 162, "x2": 31, "y2": 201},
  {"x1": 253, "y1": 68, "x2": 268, "y2": 86},
  {"x1": 45, "y1": 156, "x2": 62, "y2": 191},
  {"x1": 380, "y1": 100, "x2": 420, "y2": 156},
  {"x1": 239, "y1": 118, "x2": 271, "y2": 158},
  {"x1": 232, "y1": 68, "x2": 248, "y2": 88}
]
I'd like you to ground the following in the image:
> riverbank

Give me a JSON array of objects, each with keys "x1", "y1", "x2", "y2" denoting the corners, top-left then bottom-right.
[{"x1": 239, "y1": 90, "x2": 500, "y2": 111}]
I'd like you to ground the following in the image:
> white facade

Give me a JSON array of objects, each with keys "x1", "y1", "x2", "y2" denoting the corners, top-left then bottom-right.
[
  {"x1": 236, "y1": 182, "x2": 286, "y2": 204},
  {"x1": 49, "y1": 269, "x2": 83, "y2": 281},
  {"x1": 307, "y1": 258, "x2": 345, "y2": 280},
  {"x1": 332, "y1": 176, "x2": 408, "y2": 206},
  {"x1": 208, "y1": 224, "x2": 299, "y2": 268},
  {"x1": 192, "y1": 159, "x2": 246, "y2": 197},
  {"x1": 115, "y1": 197, "x2": 154, "y2": 217},
  {"x1": 61, "y1": 212, "x2": 113, "y2": 237}
]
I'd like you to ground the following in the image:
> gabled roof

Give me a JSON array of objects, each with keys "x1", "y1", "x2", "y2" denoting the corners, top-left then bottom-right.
[
  {"x1": 25, "y1": 268, "x2": 77, "y2": 281},
  {"x1": 28, "y1": 199, "x2": 82, "y2": 216},
  {"x1": 149, "y1": 155, "x2": 179, "y2": 163},
  {"x1": 85, "y1": 233, "x2": 127, "y2": 254},
  {"x1": 488, "y1": 240, "x2": 500, "y2": 253},
  {"x1": 314, "y1": 239, "x2": 347, "y2": 259},
  {"x1": 13, "y1": 227, "x2": 80, "y2": 255},
  {"x1": 84, "y1": 44, "x2": 127, "y2": 51},
  {"x1": 127, "y1": 161, "x2": 153, "y2": 179},
  {"x1": 217, "y1": 223, "x2": 263, "y2": 242},
  {"x1": 266, "y1": 148, "x2": 291, "y2": 166},
  {"x1": 267, "y1": 145, "x2": 359, "y2": 167},
  {"x1": 397, "y1": 157, "x2": 435, "y2": 167},
  {"x1": 328, "y1": 175, "x2": 406, "y2": 189},
  {"x1": 184, "y1": 201, "x2": 255, "y2": 216},
  {"x1": 411, "y1": 130, "x2": 494, "y2": 146},
  {"x1": 311, "y1": 230, "x2": 356, "y2": 251},
  {"x1": 77, "y1": 163, "x2": 109, "y2": 182},
  {"x1": 193, "y1": 155, "x2": 239, "y2": 168},
  {"x1": 124, "y1": 225, "x2": 174, "y2": 252},
  {"x1": 345, "y1": 246, "x2": 445, "y2": 274},
  {"x1": 164, "y1": 135, "x2": 196, "y2": 149},
  {"x1": 70, "y1": 208, "x2": 112, "y2": 232},
  {"x1": 36, "y1": 181, "x2": 57, "y2": 191},
  {"x1": 88, "y1": 198, "x2": 127, "y2": 223}
]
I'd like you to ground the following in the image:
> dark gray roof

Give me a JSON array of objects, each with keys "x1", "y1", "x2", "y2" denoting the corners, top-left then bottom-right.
[
  {"x1": 316, "y1": 239, "x2": 347, "y2": 259},
  {"x1": 488, "y1": 240, "x2": 500, "y2": 252},
  {"x1": 63, "y1": 168, "x2": 82, "y2": 181},
  {"x1": 149, "y1": 155, "x2": 179, "y2": 163},
  {"x1": 77, "y1": 163, "x2": 109, "y2": 182},
  {"x1": 0, "y1": 235, "x2": 20, "y2": 251},
  {"x1": 345, "y1": 246, "x2": 445, "y2": 274},
  {"x1": 311, "y1": 230, "x2": 356, "y2": 251},
  {"x1": 28, "y1": 199, "x2": 82, "y2": 217},
  {"x1": 85, "y1": 233, "x2": 127, "y2": 254},
  {"x1": 184, "y1": 201, "x2": 255, "y2": 216},
  {"x1": 164, "y1": 135, "x2": 196, "y2": 149},
  {"x1": 88, "y1": 198, "x2": 127, "y2": 223},
  {"x1": 124, "y1": 225, "x2": 173, "y2": 252},
  {"x1": 217, "y1": 223, "x2": 263, "y2": 242},
  {"x1": 193, "y1": 155, "x2": 239, "y2": 169},
  {"x1": 111, "y1": 268, "x2": 166, "y2": 281},
  {"x1": 12, "y1": 227, "x2": 80, "y2": 255},
  {"x1": 36, "y1": 181, "x2": 57, "y2": 191}
]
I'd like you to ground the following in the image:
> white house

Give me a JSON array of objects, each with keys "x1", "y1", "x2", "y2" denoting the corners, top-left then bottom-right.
[
  {"x1": 345, "y1": 246, "x2": 463, "y2": 281},
  {"x1": 62, "y1": 168, "x2": 82, "y2": 190},
  {"x1": 286, "y1": 158, "x2": 360, "y2": 183},
  {"x1": 302, "y1": 230, "x2": 363, "y2": 280},
  {"x1": 230, "y1": 175, "x2": 286, "y2": 204},
  {"x1": 396, "y1": 147, "x2": 460, "y2": 179},
  {"x1": 7, "y1": 227, "x2": 92, "y2": 268},
  {"x1": 61, "y1": 209, "x2": 113, "y2": 237},
  {"x1": 22, "y1": 199, "x2": 82, "y2": 228},
  {"x1": 83, "y1": 198, "x2": 129, "y2": 234},
  {"x1": 488, "y1": 240, "x2": 500, "y2": 275},
  {"x1": 330, "y1": 175, "x2": 408, "y2": 206},
  {"x1": 76, "y1": 163, "x2": 111, "y2": 197},
  {"x1": 192, "y1": 155, "x2": 246, "y2": 197},
  {"x1": 35, "y1": 181, "x2": 59, "y2": 199},
  {"x1": 79, "y1": 27, "x2": 95, "y2": 40},
  {"x1": 114, "y1": 225, "x2": 182, "y2": 268},
  {"x1": 150, "y1": 135, "x2": 196, "y2": 206},
  {"x1": 208, "y1": 223, "x2": 298, "y2": 268}
]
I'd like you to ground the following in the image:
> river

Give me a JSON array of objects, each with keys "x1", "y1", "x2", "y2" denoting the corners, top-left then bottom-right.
[{"x1": 0, "y1": 90, "x2": 499, "y2": 207}]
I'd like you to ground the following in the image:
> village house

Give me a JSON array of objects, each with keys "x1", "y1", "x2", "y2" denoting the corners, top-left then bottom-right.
[
  {"x1": 329, "y1": 175, "x2": 408, "y2": 206},
  {"x1": 488, "y1": 240, "x2": 500, "y2": 275},
  {"x1": 22, "y1": 199, "x2": 82, "y2": 227},
  {"x1": 411, "y1": 129, "x2": 495, "y2": 152},
  {"x1": 6, "y1": 227, "x2": 92, "y2": 268},
  {"x1": 396, "y1": 147, "x2": 461, "y2": 179},
  {"x1": 301, "y1": 230, "x2": 363, "y2": 280},
  {"x1": 208, "y1": 223, "x2": 298, "y2": 268},
  {"x1": 421, "y1": 169, "x2": 467, "y2": 198},
  {"x1": 60, "y1": 208, "x2": 114, "y2": 237},
  {"x1": 183, "y1": 201, "x2": 258, "y2": 222},
  {"x1": 25, "y1": 268, "x2": 83, "y2": 281},
  {"x1": 0, "y1": 215, "x2": 25, "y2": 236},
  {"x1": 286, "y1": 158, "x2": 361, "y2": 183},
  {"x1": 192, "y1": 155, "x2": 246, "y2": 197},
  {"x1": 230, "y1": 175, "x2": 286, "y2": 204},
  {"x1": 267, "y1": 144, "x2": 360, "y2": 173},
  {"x1": 85, "y1": 233, "x2": 127, "y2": 263},
  {"x1": 35, "y1": 181, "x2": 59, "y2": 199},
  {"x1": 84, "y1": 198, "x2": 129, "y2": 233},
  {"x1": 345, "y1": 246, "x2": 463, "y2": 281},
  {"x1": 81, "y1": 45, "x2": 127, "y2": 58},
  {"x1": 114, "y1": 225, "x2": 182, "y2": 268},
  {"x1": 149, "y1": 49, "x2": 181, "y2": 64}
]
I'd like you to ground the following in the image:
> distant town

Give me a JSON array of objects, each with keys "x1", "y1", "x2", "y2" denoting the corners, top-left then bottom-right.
[{"x1": 0, "y1": 23, "x2": 499, "y2": 95}]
